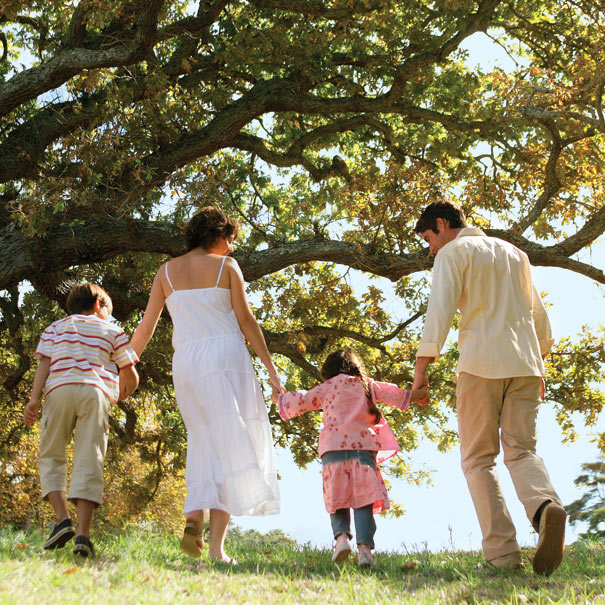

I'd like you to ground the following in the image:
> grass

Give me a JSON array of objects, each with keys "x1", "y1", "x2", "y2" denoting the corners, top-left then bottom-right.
[{"x1": 0, "y1": 525, "x2": 603, "y2": 604}]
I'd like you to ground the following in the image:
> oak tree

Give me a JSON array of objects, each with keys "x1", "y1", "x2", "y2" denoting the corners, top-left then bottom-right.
[{"x1": 1, "y1": 0, "x2": 604, "y2": 525}]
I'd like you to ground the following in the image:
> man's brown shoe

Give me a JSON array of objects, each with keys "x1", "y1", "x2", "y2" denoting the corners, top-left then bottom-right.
[{"x1": 532, "y1": 502, "x2": 566, "y2": 576}]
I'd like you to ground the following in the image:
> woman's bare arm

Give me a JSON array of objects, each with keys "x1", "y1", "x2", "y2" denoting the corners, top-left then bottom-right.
[
  {"x1": 130, "y1": 267, "x2": 168, "y2": 357},
  {"x1": 229, "y1": 259, "x2": 284, "y2": 392}
]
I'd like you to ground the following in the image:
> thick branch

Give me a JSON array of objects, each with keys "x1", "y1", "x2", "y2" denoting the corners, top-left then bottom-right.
[
  {"x1": 2, "y1": 220, "x2": 604, "y2": 292},
  {"x1": 0, "y1": 0, "x2": 164, "y2": 118}
]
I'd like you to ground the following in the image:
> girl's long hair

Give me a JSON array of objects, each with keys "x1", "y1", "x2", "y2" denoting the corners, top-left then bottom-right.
[{"x1": 320, "y1": 348, "x2": 381, "y2": 424}]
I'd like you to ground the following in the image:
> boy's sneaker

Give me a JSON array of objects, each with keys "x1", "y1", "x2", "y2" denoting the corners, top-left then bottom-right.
[
  {"x1": 43, "y1": 518, "x2": 76, "y2": 550},
  {"x1": 331, "y1": 533, "x2": 351, "y2": 563},
  {"x1": 73, "y1": 535, "x2": 95, "y2": 558}
]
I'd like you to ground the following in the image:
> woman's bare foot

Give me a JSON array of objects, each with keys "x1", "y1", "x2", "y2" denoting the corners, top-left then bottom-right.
[{"x1": 209, "y1": 552, "x2": 237, "y2": 565}]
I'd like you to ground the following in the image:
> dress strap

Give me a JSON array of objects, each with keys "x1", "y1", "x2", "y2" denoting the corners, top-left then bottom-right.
[
  {"x1": 215, "y1": 256, "x2": 227, "y2": 287},
  {"x1": 164, "y1": 262, "x2": 176, "y2": 292}
]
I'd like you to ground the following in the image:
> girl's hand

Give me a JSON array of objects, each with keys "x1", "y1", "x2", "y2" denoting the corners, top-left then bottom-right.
[
  {"x1": 23, "y1": 399, "x2": 40, "y2": 426},
  {"x1": 411, "y1": 385, "x2": 430, "y2": 406}
]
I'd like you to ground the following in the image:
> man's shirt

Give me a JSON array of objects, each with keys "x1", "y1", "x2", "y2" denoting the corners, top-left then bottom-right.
[{"x1": 416, "y1": 228, "x2": 553, "y2": 378}]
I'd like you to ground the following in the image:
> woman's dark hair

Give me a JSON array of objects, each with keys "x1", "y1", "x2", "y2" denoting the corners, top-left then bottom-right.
[
  {"x1": 184, "y1": 206, "x2": 241, "y2": 251},
  {"x1": 66, "y1": 283, "x2": 112, "y2": 315},
  {"x1": 320, "y1": 348, "x2": 381, "y2": 424},
  {"x1": 414, "y1": 200, "x2": 467, "y2": 234}
]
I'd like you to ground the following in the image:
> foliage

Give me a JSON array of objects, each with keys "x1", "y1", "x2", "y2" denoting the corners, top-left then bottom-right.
[
  {"x1": 1, "y1": 0, "x2": 605, "y2": 526},
  {"x1": 0, "y1": 525, "x2": 604, "y2": 604},
  {"x1": 566, "y1": 459, "x2": 605, "y2": 540}
]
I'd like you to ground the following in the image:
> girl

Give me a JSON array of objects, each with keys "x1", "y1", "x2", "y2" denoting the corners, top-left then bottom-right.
[
  {"x1": 276, "y1": 349, "x2": 427, "y2": 567},
  {"x1": 131, "y1": 206, "x2": 282, "y2": 563}
]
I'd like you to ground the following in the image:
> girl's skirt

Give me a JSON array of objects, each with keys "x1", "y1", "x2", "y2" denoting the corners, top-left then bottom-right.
[{"x1": 321, "y1": 450, "x2": 389, "y2": 514}]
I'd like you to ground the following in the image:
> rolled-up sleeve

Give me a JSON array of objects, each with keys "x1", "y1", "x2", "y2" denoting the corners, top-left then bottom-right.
[{"x1": 416, "y1": 247, "x2": 463, "y2": 360}]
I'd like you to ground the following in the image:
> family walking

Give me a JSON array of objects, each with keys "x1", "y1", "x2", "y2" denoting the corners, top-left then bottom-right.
[{"x1": 23, "y1": 201, "x2": 566, "y2": 575}]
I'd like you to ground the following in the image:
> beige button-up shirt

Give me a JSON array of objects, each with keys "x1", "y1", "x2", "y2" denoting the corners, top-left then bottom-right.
[{"x1": 416, "y1": 228, "x2": 553, "y2": 378}]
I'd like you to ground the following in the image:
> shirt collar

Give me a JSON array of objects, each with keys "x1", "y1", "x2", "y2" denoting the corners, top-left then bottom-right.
[{"x1": 455, "y1": 227, "x2": 486, "y2": 239}]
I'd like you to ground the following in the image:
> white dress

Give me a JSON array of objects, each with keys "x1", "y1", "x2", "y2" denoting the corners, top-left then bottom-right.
[{"x1": 164, "y1": 259, "x2": 280, "y2": 516}]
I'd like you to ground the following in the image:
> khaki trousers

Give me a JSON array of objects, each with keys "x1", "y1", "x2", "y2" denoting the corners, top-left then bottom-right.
[
  {"x1": 39, "y1": 384, "x2": 111, "y2": 506},
  {"x1": 456, "y1": 372, "x2": 561, "y2": 561}
]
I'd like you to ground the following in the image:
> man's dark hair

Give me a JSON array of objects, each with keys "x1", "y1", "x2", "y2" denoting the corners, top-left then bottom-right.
[{"x1": 414, "y1": 200, "x2": 468, "y2": 234}]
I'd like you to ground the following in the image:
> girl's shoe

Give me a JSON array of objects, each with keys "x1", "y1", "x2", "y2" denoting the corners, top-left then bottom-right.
[
  {"x1": 357, "y1": 544, "x2": 376, "y2": 567},
  {"x1": 331, "y1": 533, "x2": 351, "y2": 563},
  {"x1": 180, "y1": 521, "x2": 204, "y2": 558}
]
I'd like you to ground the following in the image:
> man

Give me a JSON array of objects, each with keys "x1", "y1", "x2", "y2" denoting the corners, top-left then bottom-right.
[{"x1": 412, "y1": 200, "x2": 566, "y2": 575}]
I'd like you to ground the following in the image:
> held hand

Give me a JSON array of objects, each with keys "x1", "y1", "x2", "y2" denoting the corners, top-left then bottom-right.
[
  {"x1": 540, "y1": 377, "x2": 545, "y2": 401},
  {"x1": 23, "y1": 399, "x2": 39, "y2": 427},
  {"x1": 412, "y1": 371, "x2": 430, "y2": 407},
  {"x1": 270, "y1": 385, "x2": 281, "y2": 407},
  {"x1": 411, "y1": 385, "x2": 430, "y2": 405},
  {"x1": 269, "y1": 373, "x2": 286, "y2": 395}
]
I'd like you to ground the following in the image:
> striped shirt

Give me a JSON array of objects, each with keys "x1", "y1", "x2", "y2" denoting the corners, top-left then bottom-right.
[{"x1": 36, "y1": 314, "x2": 139, "y2": 402}]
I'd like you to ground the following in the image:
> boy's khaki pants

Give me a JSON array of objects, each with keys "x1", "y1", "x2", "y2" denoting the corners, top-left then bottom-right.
[
  {"x1": 40, "y1": 384, "x2": 111, "y2": 507},
  {"x1": 456, "y1": 372, "x2": 561, "y2": 562}
]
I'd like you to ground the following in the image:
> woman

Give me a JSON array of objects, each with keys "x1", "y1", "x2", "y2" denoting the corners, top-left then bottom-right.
[{"x1": 131, "y1": 206, "x2": 282, "y2": 563}]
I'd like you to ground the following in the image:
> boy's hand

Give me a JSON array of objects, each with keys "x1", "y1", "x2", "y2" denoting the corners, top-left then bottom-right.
[
  {"x1": 119, "y1": 365, "x2": 139, "y2": 400},
  {"x1": 23, "y1": 399, "x2": 40, "y2": 426}
]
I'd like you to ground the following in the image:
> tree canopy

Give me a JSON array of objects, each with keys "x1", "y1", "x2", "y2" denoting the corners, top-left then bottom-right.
[{"x1": 1, "y1": 0, "x2": 604, "y2": 526}]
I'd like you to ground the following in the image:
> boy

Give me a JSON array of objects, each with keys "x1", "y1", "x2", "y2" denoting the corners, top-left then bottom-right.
[{"x1": 23, "y1": 283, "x2": 139, "y2": 557}]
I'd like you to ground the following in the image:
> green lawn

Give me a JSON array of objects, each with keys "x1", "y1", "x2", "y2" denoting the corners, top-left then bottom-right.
[{"x1": 0, "y1": 525, "x2": 603, "y2": 604}]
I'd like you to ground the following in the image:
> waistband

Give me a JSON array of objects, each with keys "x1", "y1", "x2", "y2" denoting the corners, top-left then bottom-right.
[{"x1": 321, "y1": 450, "x2": 377, "y2": 469}]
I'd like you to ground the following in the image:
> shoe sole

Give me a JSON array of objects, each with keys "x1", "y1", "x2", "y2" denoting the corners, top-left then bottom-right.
[
  {"x1": 43, "y1": 527, "x2": 75, "y2": 550},
  {"x1": 332, "y1": 546, "x2": 351, "y2": 563},
  {"x1": 533, "y1": 504, "x2": 566, "y2": 576},
  {"x1": 358, "y1": 558, "x2": 376, "y2": 567},
  {"x1": 73, "y1": 543, "x2": 93, "y2": 558}
]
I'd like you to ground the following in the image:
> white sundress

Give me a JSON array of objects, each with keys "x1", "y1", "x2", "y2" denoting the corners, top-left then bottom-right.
[{"x1": 164, "y1": 258, "x2": 280, "y2": 516}]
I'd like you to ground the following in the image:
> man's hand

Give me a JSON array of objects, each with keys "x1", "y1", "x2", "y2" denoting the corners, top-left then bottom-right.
[
  {"x1": 23, "y1": 399, "x2": 40, "y2": 426},
  {"x1": 540, "y1": 377, "x2": 545, "y2": 400},
  {"x1": 412, "y1": 356, "x2": 433, "y2": 407}
]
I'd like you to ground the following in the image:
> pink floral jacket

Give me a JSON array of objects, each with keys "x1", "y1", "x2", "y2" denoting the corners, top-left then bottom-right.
[{"x1": 278, "y1": 374, "x2": 411, "y2": 463}]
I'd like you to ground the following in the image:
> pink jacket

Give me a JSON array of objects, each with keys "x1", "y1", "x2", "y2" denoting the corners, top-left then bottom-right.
[{"x1": 278, "y1": 374, "x2": 411, "y2": 463}]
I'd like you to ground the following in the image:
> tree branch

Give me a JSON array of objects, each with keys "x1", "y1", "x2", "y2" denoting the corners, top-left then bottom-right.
[
  {"x1": 0, "y1": 0, "x2": 164, "y2": 118},
  {"x1": 3, "y1": 217, "x2": 604, "y2": 292}
]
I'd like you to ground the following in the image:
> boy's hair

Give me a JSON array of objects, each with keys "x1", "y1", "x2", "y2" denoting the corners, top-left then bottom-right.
[
  {"x1": 66, "y1": 283, "x2": 112, "y2": 315},
  {"x1": 184, "y1": 206, "x2": 241, "y2": 251},
  {"x1": 414, "y1": 200, "x2": 468, "y2": 234},
  {"x1": 321, "y1": 348, "x2": 381, "y2": 424}
]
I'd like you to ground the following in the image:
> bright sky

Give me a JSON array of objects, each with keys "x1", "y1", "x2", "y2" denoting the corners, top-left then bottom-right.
[{"x1": 233, "y1": 32, "x2": 605, "y2": 553}]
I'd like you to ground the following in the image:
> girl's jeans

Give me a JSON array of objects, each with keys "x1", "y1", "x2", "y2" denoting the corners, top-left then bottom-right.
[{"x1": 322, "y1": 450, "x2": 377, "y2": 549}]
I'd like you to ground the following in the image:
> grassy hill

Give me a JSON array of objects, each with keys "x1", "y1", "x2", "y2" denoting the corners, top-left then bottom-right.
[{"x1": 0, "y1": 525, "x2": 603, "y2": 604}]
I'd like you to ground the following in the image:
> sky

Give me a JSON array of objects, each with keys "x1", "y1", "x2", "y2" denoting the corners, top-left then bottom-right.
[{"x1": 232, "y1": 32, "x2": 605, "y2": 554}]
